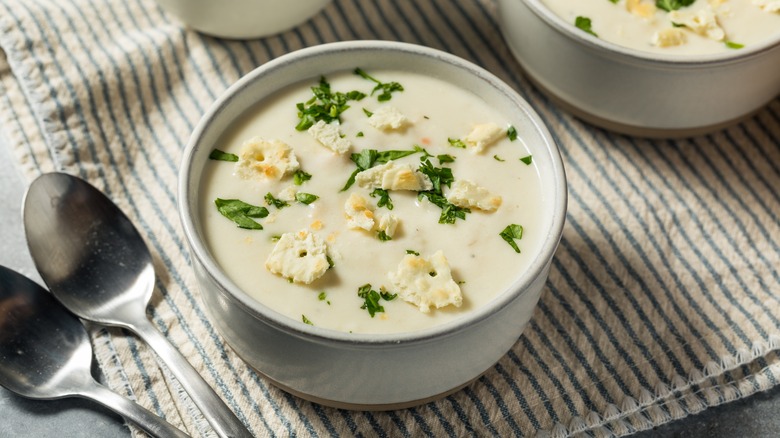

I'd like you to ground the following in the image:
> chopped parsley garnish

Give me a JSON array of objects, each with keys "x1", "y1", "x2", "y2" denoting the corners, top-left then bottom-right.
[
  {"x1": 215, "y1": 198, "x2": 269, "y2": 230},
  {"x1": 357, "y1": 283, "x2": 397, "y2": 317},
  {"x1": 209, "y1": 149, "x2": 238, "y2": 162},
  {"x1": 302, "y1": 315, "x2": 314, "y2": 325},
  {"x1": 318, "y1": 291, "x2": 330, "y2": 303},
  {"x1": 500, "y1": 224, "x2": 524, "y2": 253},
  {"x1": 406, "y1": 249, "x2": 420, "y2": 256},
  {"x1": 507, "y1": 126, "x2": 518, "y2": 141},
  {"x1": 271, "y1": 235, "x2": 281, "y2": 241},
  {"x1": 295, "y1": 76, "x2": 366, "y2": 131},
  {"x1": 655, "y1": 0, "x2": 694, "y2": 11},
  {"x1": 326, "y1": 255, "x2": 334, "y2": 269},
  {"x1": 520, "y1": 155, "x2": 533, "y2": 165},
  {"x1": 418, "y1": 191, "x2": 471, "y2": 224},
  {"x1": 356, "y1": 131, "x2": 364, "y2": 137},
  {"x1": 725, "y1": 41, "x2": 744, "y2": 49},
  {"x1": 418, "y1": 159, "x2": 454, "y2": 194},
  {"x1": 293, "y1": 170, "x2": 312, "y2": 185},
  {"x1": 370, "y1": 188, "x2": 393, "y2": 210},
  {"x1": 447, "y1": 137, "x2": 467, "y2": 149},
  {"x1": 354, "y1": 68, "x2": 404, "y2": 101},
  {"x1": 417, "y1": 159, "x2": 469, "y2": 224},
  {"x1": 362, "y1": 108, "x2": 373, "y2": 117},
  {"x1": 414, "y1": 144, "x2": 433, "y2": 161},
  {"x1": 296, "y1": 192, "x2": 319, "y2": 205},
  {"x1": 264, "y1": 192, "x2": 290, "y2": 209},
  {"x1": 377, "y1": 230, "x2": 392, "y2": 241},
  {"x1": 494, "y1": 155, "x2": 505, "y2": 162},
  {"x1": 437, "y1": 154, "x2": 455, "y2": 164},
  {"x1": 341, "y1": 147, "x2": 425, "y2": 191},
  {"x1": 574, "y1": 16, "x2": 598, "y2": 37}
]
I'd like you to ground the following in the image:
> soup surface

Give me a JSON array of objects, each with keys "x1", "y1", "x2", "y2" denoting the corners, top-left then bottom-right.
[
  {"x1": 543, "y1": 0, "x2": 780, "y2": 55},
  {"x1": 200, "y1": 69, "x2": 545, "y2": 333}
]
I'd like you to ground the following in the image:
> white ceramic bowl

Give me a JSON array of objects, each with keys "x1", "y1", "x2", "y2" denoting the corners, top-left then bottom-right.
[
  {"x1": 179, "y1": 41, "x2": 567, "y2": 409},
  {"x1": 154, "y1": 0, "x2": 331, "y2": 39},
  {"x1": 498, "y1": 0, "x2": 780, "y2": 137}
]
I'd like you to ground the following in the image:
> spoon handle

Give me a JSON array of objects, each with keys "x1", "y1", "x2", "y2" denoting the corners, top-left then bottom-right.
[
  {"x1": 81, "y1": 379, "x2": 191, "y2": 438},
  {"x1": 132, "y1": 317, "x2": 253, "y2": 438}
]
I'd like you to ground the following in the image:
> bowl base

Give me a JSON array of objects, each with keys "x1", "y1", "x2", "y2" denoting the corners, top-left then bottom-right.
[
  {"x1": 526, "y1": 73, "x2": 757, "y2": 139},
  {"x1": 260, "y1": 370, "x2": 480, "y2": 411}
]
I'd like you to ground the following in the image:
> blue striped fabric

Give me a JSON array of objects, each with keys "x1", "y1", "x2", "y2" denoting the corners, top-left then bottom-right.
[{"x1": 0, "y1": 0, "x2": 778, "y2": 436}]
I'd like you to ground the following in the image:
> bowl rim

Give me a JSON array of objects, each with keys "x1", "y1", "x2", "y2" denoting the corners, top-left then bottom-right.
[
  {"x1": 178, "y1": 40, "x2": 568, "y2": 347},
  {"x1": 516, "y1": 0, "x2": 780, "y2": 66}
]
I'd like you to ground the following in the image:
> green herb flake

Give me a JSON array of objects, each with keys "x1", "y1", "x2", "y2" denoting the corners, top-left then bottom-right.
[
  {"x1": 215, "y1": 198, "x2": 269, "y2": 230},
  {"x1": 341, "y1": 147, "x2": 425, "y2": 191},
  {"x1": 418, "y1": 159, "x2": 455, "y2": 194},
  {"x1": 406, "y1": 249, "x2": 420, "y2": 256},
  {"x1": 357, "y1": 283, "x2": 394, "y2": 317},
  {"x1": 264, "y1": 193, "x2": 290, "y2": 209},
  {"x1": 302, "y1": 315, "x2": 314, "y2": 325},
  {"x1": 494, "y1": 155, "x2": 506, "y2": 162},
  {"x1": 413, "y1": 144, "x2": 433, "y2": 161},
  {"x1": 377, "y1": 230, "x2": 392, "y2": 241},
  {"x1": 271, "y1": 235, "x2": 281, "y2": 241},
  {"x1": 574, "y1": 16, "x2": 598, "y2": 37},
  {"x1": 437, "y1": 154, "x2": 455, "y2": 164},
  {"x1": 417, "y1": 159, "x2": 469, "y2": 224},
  {"x1": 520, "y1": 155, "x2": 533, "y2": 165},
  {"x1": 318, "y1": 291, "x2": 331, "y2": 305},
  {"x1": 725, "y1": 41, "x2": 744, "y2": 49},
  {"x1": 362, "y1": 108, "x2": 374, "y2": 117},
  {"x1": 326, "y1": 255, "x2": 334, "y2": 269},
  {"x1": 447, "y1": 138, "x2": 467, "y2": 149},
  {"x1": 500, "y1": 224, "x2": 524, "y2": 253},
  {"x1": 370, "y1": 188, "x2": 393, "y2": 210},
  {"x1": 293, "y1": 170, "x2": 312, "y2": 185},
  {"x1": 354, "y1": 68, "x2": 404, "y2": 101},
  {"x1": 418, "y1": 191, "x2": 471, "y2": 224},
  {"x1": 296, "y1": 192, "x2": 319, "y2": 205},
  {"x1": 295, "y1": 76, "x2": 366, "y2": 131},
  {"x1": 507, "y1": 126, "x2": 518, "y2": 141},
  {"x1": 655, "y1": 0, "x2": 695, "y2": 11},
  {"x1": 209, "y1": 149, "x2": 238, "y2": 162},
  {"x1": 379, "y1": 287, "x2": 397, "y2": 301},
  {"x1": 356, "y1": 131, "x2": 364, "y2": 137}
]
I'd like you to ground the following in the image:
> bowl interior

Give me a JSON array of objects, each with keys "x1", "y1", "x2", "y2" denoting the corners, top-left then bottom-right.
[
  {"x1": 517, "y1": 0, "x2": 780, "y2": 65},
  {"x1": 179, "y1": 41, "x2": 567, "y2": 345}
]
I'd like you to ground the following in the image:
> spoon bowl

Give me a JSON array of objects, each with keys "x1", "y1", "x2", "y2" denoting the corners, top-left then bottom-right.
[
  {"x1": 23, "y1": 172, "x2": 252, "y2": 438},
  {"x1": 0, "y1": 265, "x2": 189, "y2": 438},
  {"x1": 23, "y1": 173, "x2": 154, "y2": 328}
]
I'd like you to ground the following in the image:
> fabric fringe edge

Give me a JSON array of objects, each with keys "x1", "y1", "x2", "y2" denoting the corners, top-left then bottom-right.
[{"x1": 536, "y1": 334, "x2": 780, "y2": 438}]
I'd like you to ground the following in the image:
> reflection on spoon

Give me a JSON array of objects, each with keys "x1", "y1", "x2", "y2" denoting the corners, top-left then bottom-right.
[
  {"x1": 0, "y1": 265, "x2": 190, "y2": 438},
  {"x1": 23, "y1": 172, "x2": 253, "y2": 438}
]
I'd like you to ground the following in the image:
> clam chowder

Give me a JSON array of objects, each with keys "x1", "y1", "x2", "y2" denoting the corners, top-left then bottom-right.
[
  {"x1": 199, "y1": 69, "x2": 544, "y2": 334},
  {"x1": 544, "y1": 0, "x2": 780, "y2": 54}
]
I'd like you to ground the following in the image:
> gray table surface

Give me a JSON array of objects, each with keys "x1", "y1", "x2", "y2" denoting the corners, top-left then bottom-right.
[{"x1": 1, "y1": 136, "x2": 778, "y2": 437}]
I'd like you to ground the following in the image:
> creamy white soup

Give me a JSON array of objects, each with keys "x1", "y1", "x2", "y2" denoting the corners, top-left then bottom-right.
[
  {"x1": 199, "y1": 70, "x2": 545, "y2": 334},
  {"x1": 543, "y1": 0, "x2": 780, "y2": 55}
]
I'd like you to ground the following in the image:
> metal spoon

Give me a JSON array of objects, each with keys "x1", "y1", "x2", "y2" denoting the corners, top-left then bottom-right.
[
  {"x1": 23, "y1": 172, "x2": 252, "y2": 438},
  {"x1": 0, "y1": 265, "x2": 190, "y2": 438}
]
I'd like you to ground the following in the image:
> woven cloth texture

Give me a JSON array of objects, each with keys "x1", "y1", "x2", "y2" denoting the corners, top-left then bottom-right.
[{"x1": 1, "y1": 0, "x2": 778, "y2": 436}]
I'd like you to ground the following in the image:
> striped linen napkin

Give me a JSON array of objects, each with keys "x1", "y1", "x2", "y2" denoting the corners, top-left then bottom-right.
[{"x1": 1, "y1": 0, "x2": 778, "y2": 436}]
